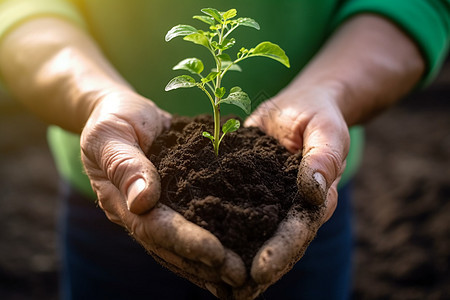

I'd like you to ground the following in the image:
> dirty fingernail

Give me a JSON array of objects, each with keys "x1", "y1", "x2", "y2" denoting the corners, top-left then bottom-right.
[
  {"x1": 126, "y1": 178, "x2": 146, "y2": 210},
  {"x1": 313, "y1": 172, "x2": 327, "y2": 193},
  {"x1": 205, "y1": 283, "x2": 218, "y2": 297}
]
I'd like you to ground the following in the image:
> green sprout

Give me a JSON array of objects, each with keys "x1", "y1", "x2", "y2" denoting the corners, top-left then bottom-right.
[{"x1": 165, "y1": 7, "x2": 290, "y2": 156}]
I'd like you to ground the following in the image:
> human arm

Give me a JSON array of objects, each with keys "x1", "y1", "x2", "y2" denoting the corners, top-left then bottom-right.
[{"x1": 0, "y1": 16, "x2": 245, "y2": 289}]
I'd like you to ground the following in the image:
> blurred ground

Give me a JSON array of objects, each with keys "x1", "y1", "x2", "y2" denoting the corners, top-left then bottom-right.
[{"x1": 0, "y1": 60, "x2": 449, "y2": 299}]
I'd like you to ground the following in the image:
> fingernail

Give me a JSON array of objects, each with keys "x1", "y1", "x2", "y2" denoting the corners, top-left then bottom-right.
[
  {"x1": 126, "y1": 178, "x2": 146, "y2": 210},
  {"x1": 313, "y1": 172, "x2": 327, "y2": 193}
]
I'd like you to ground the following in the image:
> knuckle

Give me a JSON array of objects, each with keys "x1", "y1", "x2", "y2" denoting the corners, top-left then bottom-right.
[
  {"x1": 129, "y1": 216, "x2": 155, "y2": 247},
  {"x1": 101, "y1": 145, "x2": 141, "y2": 189},
  {"x1": 320, "y1": 149, "x2": 345, "y2": 179}
]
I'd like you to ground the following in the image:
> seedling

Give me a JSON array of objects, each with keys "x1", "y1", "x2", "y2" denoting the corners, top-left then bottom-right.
[{"x1": 165, "y1": 7, "x2": 290, "y2": 156}]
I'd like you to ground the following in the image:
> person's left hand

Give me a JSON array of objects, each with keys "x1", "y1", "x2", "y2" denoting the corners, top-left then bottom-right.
[{"x1": 229, "y1": 83, "x2": 350, "y2": 299}]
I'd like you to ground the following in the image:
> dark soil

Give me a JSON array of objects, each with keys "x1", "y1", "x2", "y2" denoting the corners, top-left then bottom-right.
[{"x1": 147, "y1": 115, "x2": 308, "y2": 269}]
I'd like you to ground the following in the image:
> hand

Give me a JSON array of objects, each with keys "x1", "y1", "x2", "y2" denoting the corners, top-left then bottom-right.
[
  {"x1": 236, "y1": 84, "x2": 350, "y2": 299},
  {"x1": 80, "y1": 90, "x2": 246, "y2": 293}
]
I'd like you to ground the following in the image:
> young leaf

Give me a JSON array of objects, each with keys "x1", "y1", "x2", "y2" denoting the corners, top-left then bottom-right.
[
  {"x1": 201, "y1": 71, "x2": 218, "y2": 84},
  {"x1": 237, "y1": 17, "x2": 260, "y2": 30},
  {"x1": 237, "y1": 47, "x2": 249, "y2": 59},
  {"x1": 193, "y1": 15, "x2": 215, "y2": 25},
  {"x1": 184, "y1": 32, "x2": 210, "y2": 48},
  {"x1": 217, "y1": 53, "x2": 232, "y2": 61},
  {"x1": 165, "y1": 25, "x2": 198, "y2": 42},
  {"x1": 222, "y1": 118, "x2": 240, "y2": 134},
  {"x1": 219, "y1": 38, "x2": 236, "y2": 50},
  {"x1": 202, "y1": 131, "x2": 214, "y2": 141},
  {"x1": 220, "y1": 61, "x2": 242, "y2": 72},
  {"x1": 173, "y1": 58, "x2": 204, "y2": 74},
  {"x1": 214, "y1": 54, "x2": 242, "y2": 72},
  {"x1": 215, "y1": 87, "x2": 226, "y2": 98},
  {"x1": 222, "y1": 9, "x2": 237, "y2": 20},
  {"x1": 165, "y1": 75, "x2": 197, "y2": 91},
  {"x1": 201, "y1": 8, "x2": 222, "y2": 23},
  {"x1": 249, "y1": 41, "x2": 290, "y2": 68},
  {"x1": 218, "y1": 87, "x2": 251, "y2": 114}
]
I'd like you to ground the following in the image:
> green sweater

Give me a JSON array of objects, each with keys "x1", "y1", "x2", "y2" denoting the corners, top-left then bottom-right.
[{"x1": 1, "y1": 0, "x2": 449, "y2": 199}]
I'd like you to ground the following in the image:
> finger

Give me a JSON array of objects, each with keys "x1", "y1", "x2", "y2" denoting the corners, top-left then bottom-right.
[
  {"x1": 153, "y1": 247, "x2": 222, "y2": 282},
  {"x1": 152, "y1": 247, "x2": 246, "y2": 288},
  {"x1": 322, "y1": 175, "x2": 340, "y2": 223},
  {"x1": 149, "y1": 248, "x2": 230, "y2": 297},
  {"x1": 220, "y1": 249, "x2": 246, "y2": 287},
  {"x1": 148, "y1": 248, "x2": 241, "y2": 300},
  {"x1": 89, "y1": 175, "x2": 228, "y2": 269},
  {"x1": 81, "y1": 118, "x2": 161, "y2": 214},
  {"x1": 298, "y1": 120, "x2": 350, "y2": 206},
  {"x1": 250, "y1": 207, "x2": 323, "y2": 285},
  {"x1": 131, "y1": 203, "x2": 226, "y2": 268}
]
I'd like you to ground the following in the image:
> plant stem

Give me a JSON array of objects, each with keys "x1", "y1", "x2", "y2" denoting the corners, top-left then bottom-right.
[
  {"x1": 213, "y1": 103, "x2": 220, "y2": 156},
  {"x1": 211, "y1": 21, "x2": 227, "y2": 156}
]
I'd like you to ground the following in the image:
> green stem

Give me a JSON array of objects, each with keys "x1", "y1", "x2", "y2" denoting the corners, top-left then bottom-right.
[
  {"x1": 198, "y1": 84, "x2": 215, "y2": 110},
  {"x1": 222, "y1": 24, "x2": 238, "y2": 40},
  {"x1": 213, "y1": 103, "x2": 220, "y2": 156},
  {"x1": 198, "y1": 74, "x2": 215, "y2": 95},
  {"x1": 221, "y1": 54, "x2": 248, "y2": 79}
]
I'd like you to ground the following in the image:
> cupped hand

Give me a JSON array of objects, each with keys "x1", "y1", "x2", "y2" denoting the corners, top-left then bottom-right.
[
  {"x1": 236, "y1": 84, "x2": 350, "y2": 299},
  {"x1": 80, "y1": 90, "x2": 246, "y2": 293}
]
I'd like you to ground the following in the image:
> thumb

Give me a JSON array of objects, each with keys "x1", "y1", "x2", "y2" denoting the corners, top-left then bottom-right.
[
  {"x1": 297, "y1": 126, "x2": 349, "y2": 206},
  {"x1": 102, "y1": 139, "x2": 161, "y2": 214},
  {"x1": 81, "y1": 125, "x2": 161, "y2": 215}
]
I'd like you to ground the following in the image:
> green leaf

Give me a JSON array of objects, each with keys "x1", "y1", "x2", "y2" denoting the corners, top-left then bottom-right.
[
  {"x1": 222, "y1": 119, "x2": 240, "y2": 134},
  {"x1": 183, "y1": 32, "x2": 210, "y2": 48},
  {"x1": 193, "y1": 15, "x2": 215, "y2": 25},
  {"x1": 165, "y1": 75, "x2": 196, "y2": 91},
  {"x1": 165, "y1": 25, "x2": 197, "y2": 42},
  {"x1": 202, "y1": 131, "x2": 214, "y2": 141},
  {"x1": 201, "y1": 71, "x2": 219, "y2": 84},
  {"x1": 173, "y1": 58, "x2": 204, "y2": 74},
  {"x1": 230, "y1": 86, "x2": 242, "y2": 93},
  {"x1": 214, "y1": 54, "x2": 241, "y2": 72},
  {"x1": 237, "y1": 17, "x2": 260, "y2": 30},
  {"x1": 215, "y1": 87, "x2": 226, "y2": 98},
  {"x1": 201, "y1": 8, "x2": 222, "y2": 23},
  {"x1": 220, "y1": 38, "x2": 235, "y2": 50},
  {"x1": 224, "y1": 61, "x2": 242, "y2": 72},
  {"x1": 217, "y1": 53, "x2": 232, "y2": 61},
  {"x1": 222, "y1": 9, "x2": 237, "y2": 20},
  {"x1": 213, "y1": 61, "x2": 241, "y2": 72},
  {"x1": 218, "y1": 87, "x2": 251, "y2": 114},
  {"x1": 249, "y1": 41, "x2": 290, "y2": 68}
]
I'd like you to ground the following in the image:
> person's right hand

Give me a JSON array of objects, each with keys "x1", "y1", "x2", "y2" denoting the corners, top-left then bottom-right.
[{"x1": 80, "y1": 89, "x2": 246, "y2": 293}]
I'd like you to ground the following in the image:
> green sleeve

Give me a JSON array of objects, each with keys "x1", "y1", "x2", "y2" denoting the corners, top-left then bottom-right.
[
  {"x1": 0, "y1": 0, "x2": 86, "y2": 43},
  {"x1": 332, "y1": 0, "x2": 450, "y2": 87}
]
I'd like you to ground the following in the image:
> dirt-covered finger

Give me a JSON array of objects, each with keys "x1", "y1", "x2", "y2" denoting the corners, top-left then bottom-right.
[
  {"x1": 220, "y1": 249, "x2": 246, "y2": 287},
  {"x1": 133, "y1": 204, "x2": 225, "y2": 267},
  {"x1": 149, "y1": 248, "x2": 234, "y2": 299},
  {"x1": 250, "y1": 207, "x2": 322, "y2": 284}
]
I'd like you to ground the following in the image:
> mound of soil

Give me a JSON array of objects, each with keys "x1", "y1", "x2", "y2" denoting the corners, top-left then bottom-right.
[{"x1": 147, "y1": 115, "x2": 310, "y2": 269}]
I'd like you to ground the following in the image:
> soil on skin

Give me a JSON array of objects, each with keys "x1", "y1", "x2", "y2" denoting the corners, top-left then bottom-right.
[{"x1": 147, "y1": 115, "x2": 310, "y2": 269}]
